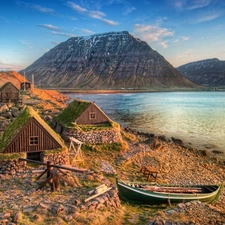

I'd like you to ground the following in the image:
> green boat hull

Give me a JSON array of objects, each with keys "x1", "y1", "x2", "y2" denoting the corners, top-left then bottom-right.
[{"x1": 116, "y1": 180, "x2": 223, "y2": 205}]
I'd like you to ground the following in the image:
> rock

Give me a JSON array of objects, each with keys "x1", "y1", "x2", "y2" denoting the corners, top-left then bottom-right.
[
  {"x1": 33, "y1": 214, "x2": 42, "y2": 222},
  {"x1": 11, "y1": 107, "x2": 20, "y2": 117},
  {"x1": 13, "y1": 211, "x2": 23, "y2": 223},
  {"x1": 171, "y1": 137, "x2": 183, "y2": 146},
  {"x1": 54, "y1": 204, "x2": 65, "y2": 214}
]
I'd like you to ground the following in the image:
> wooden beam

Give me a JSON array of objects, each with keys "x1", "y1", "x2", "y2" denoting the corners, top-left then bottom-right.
[{"x1": 19, "y1": 158, "x2": 88, "y2": 173}]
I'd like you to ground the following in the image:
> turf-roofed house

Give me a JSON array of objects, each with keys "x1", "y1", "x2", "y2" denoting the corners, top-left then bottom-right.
[
  {"x1": 0, "y1": 82, "x2": 20, "y2": 103},
  {"x1": 54, "y1": 99, "x2": 122, "y2": 144},
  {"x1": 0, "y1": 106, "x2": 68, "y2": 175}
]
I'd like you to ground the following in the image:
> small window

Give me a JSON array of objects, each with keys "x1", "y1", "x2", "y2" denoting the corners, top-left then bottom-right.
[
  {"x1": 30, "y1": 136, "x2": 39, "y2": 145},
  {"x1": 89, "y1": 112, "x2": 96, "y2": 120}
]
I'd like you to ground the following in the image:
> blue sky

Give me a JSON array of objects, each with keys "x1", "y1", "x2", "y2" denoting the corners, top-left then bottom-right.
[{"x1": 1, "y1": 0, "x2": 225, "y2": 71}]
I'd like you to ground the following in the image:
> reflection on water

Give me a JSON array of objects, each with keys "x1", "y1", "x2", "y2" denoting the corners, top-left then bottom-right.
[{"x1": 66, "y1": 92, "x2": 225, "y2": 153}]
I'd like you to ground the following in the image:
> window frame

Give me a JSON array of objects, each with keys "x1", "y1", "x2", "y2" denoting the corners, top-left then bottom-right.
[
  {"x1": 89, "y1": 112, "x2": 96, "y2": 120},
  {"x1": 30, "y1": 136, "x2": 39, "y2": 145}
]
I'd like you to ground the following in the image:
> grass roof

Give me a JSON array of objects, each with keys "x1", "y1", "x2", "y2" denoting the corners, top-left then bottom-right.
[
  {"x1": 55, "y1": 99, "x2": 91, "y2": 127},
  {"x1": 0, "y1": 82, "x2": 19, "y2": 91},
  {"x1": 0, "y1": 106, "x2": 66, "y2": 153}
]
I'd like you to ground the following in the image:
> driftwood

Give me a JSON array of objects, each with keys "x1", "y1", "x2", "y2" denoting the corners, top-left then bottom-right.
[
  {"x1": 141, "y1": 186, "x2": 202, "y2": 193},
  {"x1": 19, "y1": 158, "x2": 88, "y2": 173},
  {"x1": 84, "y1": 187, "x2": 112, "y2": 202}
]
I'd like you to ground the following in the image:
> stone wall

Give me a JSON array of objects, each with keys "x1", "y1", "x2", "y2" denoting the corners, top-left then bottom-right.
[
  {"x1": 0, "y1": 151, "x2": 69, "y2": 175},
  {"x1": 55, "y1": 123, "x2": 122, "y2": 144},
  {"x1": 0, "y1": 159, "x2": 27, "y2": 176},
  {"x1": 42, "y1": 150, "x2": 69, "y2": 165}
]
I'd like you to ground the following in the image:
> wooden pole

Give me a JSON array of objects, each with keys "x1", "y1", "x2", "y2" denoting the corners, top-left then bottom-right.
[{"x1": 19, "y1": 158, "x2": 88, "y2": 173}]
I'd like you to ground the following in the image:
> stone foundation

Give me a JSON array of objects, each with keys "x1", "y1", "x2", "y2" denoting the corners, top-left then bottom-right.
[
  {"x1": 54, "y1": 123, "x2": 122, "y2": 144},
  {"x1": 42, "y1": 151, "x2": 69, "y2": 165},
  {"x1": 0, "y1": 159, "x2": 27, "y2": 175},
  {"x1": 0, "y1": 151, "x2": 69, "y2": 175}
]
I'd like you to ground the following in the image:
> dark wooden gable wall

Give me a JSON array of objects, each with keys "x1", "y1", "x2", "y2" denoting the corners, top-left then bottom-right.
[
  {"x1": 76, "y1": 103, "x2": 109, "y2": 125},
  {"x1": 3, "y1": 118, "x2": 62, "y2": 153},
  {"x1": 20, "y1": 82, "x2": 31, "y2": 90},
  {"x1": 0, "y1": 82, "x2": 19, "y2": 103}
]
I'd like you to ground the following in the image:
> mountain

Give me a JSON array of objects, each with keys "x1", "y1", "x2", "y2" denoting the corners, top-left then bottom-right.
[
  {"x1": 177, "y1": 58, "x2": 225, "y2": 87},
  {"x1": 20, "y1": 31, "x2": 197, "y2": 90}
]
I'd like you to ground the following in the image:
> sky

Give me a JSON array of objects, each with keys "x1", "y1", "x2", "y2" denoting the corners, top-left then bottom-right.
[{"x1": 1, "y1": 0, "x2": 225, "y2": 71}]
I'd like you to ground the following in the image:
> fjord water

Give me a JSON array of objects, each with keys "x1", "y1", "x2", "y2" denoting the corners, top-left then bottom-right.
[{"x1": 66, "y1": 92, "x2": 225, "y2": 154}]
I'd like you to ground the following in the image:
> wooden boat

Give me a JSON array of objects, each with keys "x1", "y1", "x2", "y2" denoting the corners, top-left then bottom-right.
[{"x1": 116, "y1": 180, "x2": 223, "y2": 205}]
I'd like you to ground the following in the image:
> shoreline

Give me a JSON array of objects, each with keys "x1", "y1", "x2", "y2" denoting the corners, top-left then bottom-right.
[{"x1": 38, "y1": 87, "x2": 225, "y2": 94}]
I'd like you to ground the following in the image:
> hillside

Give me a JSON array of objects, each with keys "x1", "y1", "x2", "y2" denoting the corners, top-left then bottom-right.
[
  {"x1": 177, "y1": 58, "x2": 225, "y2": 87},
  {"x1": 0, "y1": 71, "x2": 26, "y2": 89},
  {"x1": 20, "y1": 31, "x2": 198, "y2": 90},
  {"x1": 0, "y1": 71, "x2": 68, "y2": 108}
]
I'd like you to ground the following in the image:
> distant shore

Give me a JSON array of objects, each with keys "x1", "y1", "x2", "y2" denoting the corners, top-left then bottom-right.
[{"x1": 38, "y1": 87, "x2": 225, "y2": 94}]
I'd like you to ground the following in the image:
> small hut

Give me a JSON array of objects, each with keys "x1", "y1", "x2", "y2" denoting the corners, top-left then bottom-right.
[
  {"x1": 54, "y1": 99, "x2": 122, "y2": 144},
  {"x1": 0, "y1": 106, "x2": 68, "y2": 162},
  {"x1": 20, "y1": 81, "x2": 31, "y2": 91},
  {"x1": 0, "y1": 82, "x2": 20, "y2": 103},
  {"x1": 56, "y1": 99, "x2": 111, "y2": 126}
]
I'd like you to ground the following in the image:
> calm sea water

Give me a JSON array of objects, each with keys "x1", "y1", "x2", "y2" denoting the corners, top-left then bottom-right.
[{"x1": 65, "y1": 92, "x2": 225, "y2": 153}]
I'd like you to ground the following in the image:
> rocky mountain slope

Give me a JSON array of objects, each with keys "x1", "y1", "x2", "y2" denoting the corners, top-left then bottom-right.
[
  {"x1": 177, "y1": 58, "x2": 225, "y2": 87},
  {"x1": 20, "y1": 31, "x2": 197, "y2": 90},
  {"x1": 0, "y1": 71, "x2": 26, "y2": 89}
]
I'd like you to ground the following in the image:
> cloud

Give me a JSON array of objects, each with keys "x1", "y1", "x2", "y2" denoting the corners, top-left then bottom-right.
[
  {"x1": 133, "y1": 24, "x2": 174, "y2": 43},
  {"x1": 38, "y1": 24, "x2": 60, "y2": 31},
  {"x1": 195, "y1": 10, "x2": 225, "y2": 23},
  {"x1": 174, "y1": 0, "x2": 211, "y2": 10},
  {"x1": 81, "y1": 29, "x2": 95, "y2": 34},
  {"x1": 123, "y1": 6, "x2": 136, "y2": 16},
  {"x1": 17, "y1": 1, "x2": 55, "y2": 14},
  {"x1": 88, "y1": 11, "x2": 106, "y2": 19},
  {"x1": 186, "y1": 0, "x2": 211, "y2": 10},
  {"x1": 102, "y1": 19, "x2": 118, "y2": 26},
  {"x1": 52, "y1": 31, "x2": 75, "y2": 37},
  {"x1": 160, "y1": 41, "x2": 168, "y2": 48},
  {"x1": 172, "y1": 36, "x2": 190, "y2": 45},
  {"x1": 67, "y1": 2, "x2": 87, "y2": 13},
  {"x1": 182, "y1": 36, "x2": 190, "y2": 41},
  {"x1": 67, "y1": 1, "x2": 118, "y2": 26},
  {"x1": 0, "y1": 62, "x2": 23, "y2": 71}
]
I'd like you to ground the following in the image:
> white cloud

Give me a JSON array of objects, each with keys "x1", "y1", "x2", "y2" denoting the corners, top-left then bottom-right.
[
  {"x1": 67, "y1": 2, "x2": 87, "y2": 12},
  {"x1": 38, "y1": 24, "x2": 60, "y2": 31},
  {"x1": 133, "y1": 24, "x2": 174, "y2": 43},
  {"x1": 186, "y1": 0, "x2": 211, "y2": 10},
  {"x1": 195, "y1": 11, "x2": 225, "y2": 23},
  {"x1": 67, "y1": 1, "x2": 118, "y2": 26},
  {"x1": 17, "y1": 1, "x2": 55, "y2": 14},
  {"x1": 174, "y1": 0, "x2": 211, "y2": 10},
  {"x1": 81, "y1": 29, "x2": 95, "y2": 34},
  {"x1": 0, "y1": 62, "x2": 23, "y2": 71},
  {"x1": 52, "y1": 31, "x2": 75, "y2": 37},
  {"x1": 160, "y1": 42, "x2": 168, "y2": 48},
  {"x1": 102, "y1": 19, "x2": 118, "y2": 26},
  {"x1": 88, "y1": 11, "x2": 106, "y2": 19},
  {"x1": 182, "y1": 36, "x2": 190, "y2": 41}
]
